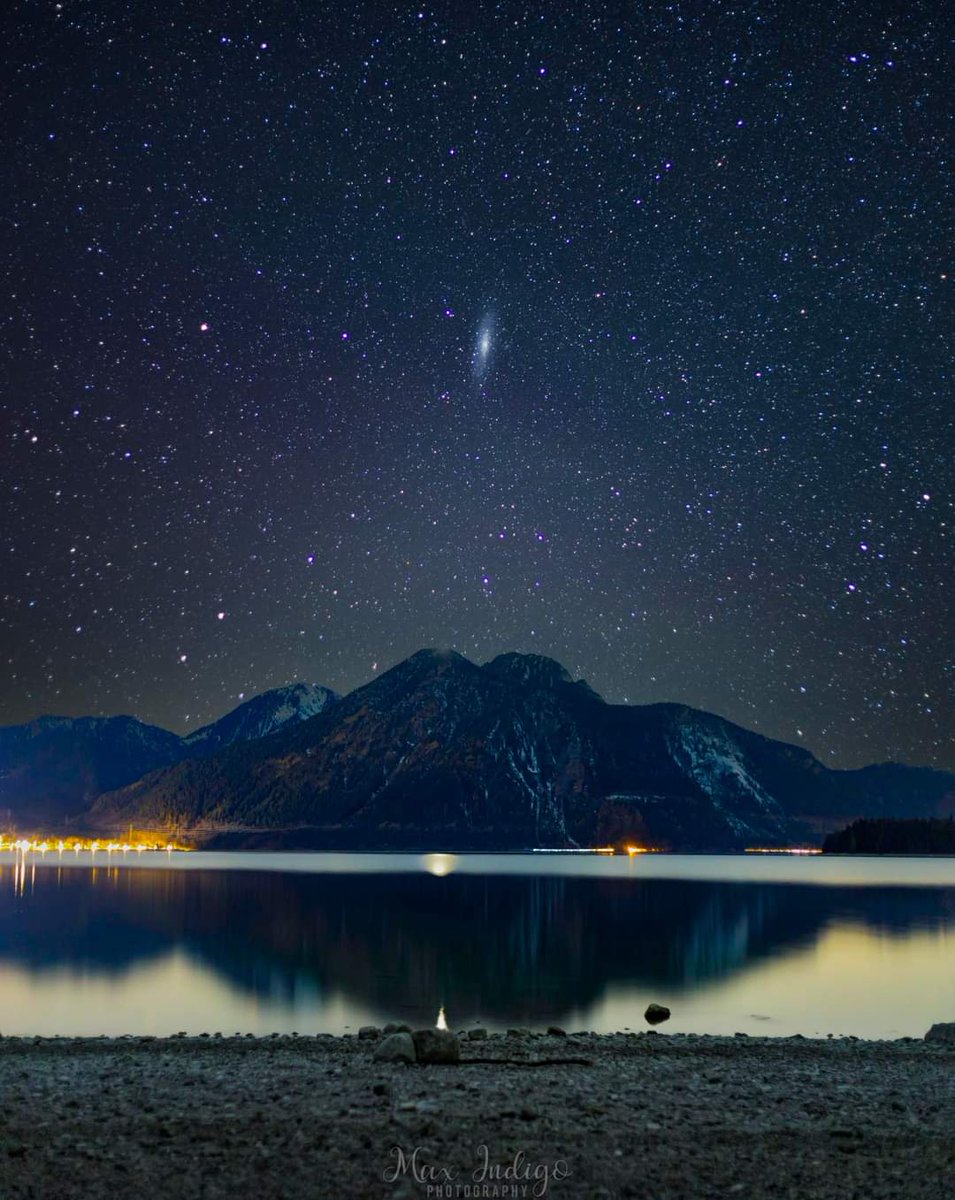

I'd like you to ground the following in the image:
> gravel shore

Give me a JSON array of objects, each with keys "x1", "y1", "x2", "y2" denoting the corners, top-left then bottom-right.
[{"x1": 0, "y1": 1030, "x2": 952, "y2": 1199}]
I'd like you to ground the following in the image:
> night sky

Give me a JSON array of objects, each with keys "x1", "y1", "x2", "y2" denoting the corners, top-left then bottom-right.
[{"x1": 2, "y1": 1, "x2": 951, "y2": 771}]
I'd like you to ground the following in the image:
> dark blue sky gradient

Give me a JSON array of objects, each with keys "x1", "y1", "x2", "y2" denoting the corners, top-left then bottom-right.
[{"x1": 1, "y1": 0, "x2": 951, "y2": 769}]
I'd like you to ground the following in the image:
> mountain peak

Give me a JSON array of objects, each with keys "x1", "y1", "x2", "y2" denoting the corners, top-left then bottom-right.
[
  {"x1": 338, "y1": 649, "x2": 477, "y2": 710},
  {"x1": 482, "y1": 652, "x2": 600, "y2": 698},
  {"x1": 406, "y1": 647, "x2": 469, "y2": 666},
  {"x1": 185, "y1": 682, "x2": 339, "y2": 751}
]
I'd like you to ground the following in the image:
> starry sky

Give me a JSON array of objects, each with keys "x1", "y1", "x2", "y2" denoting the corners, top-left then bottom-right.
[{"x1": 2, "y1": 0, "x2": 951, "y2": 770}]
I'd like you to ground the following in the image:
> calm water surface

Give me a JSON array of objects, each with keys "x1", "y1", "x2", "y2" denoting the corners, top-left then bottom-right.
[{"x1": 1, "y1": 851, "x2": 954, "y2": 1039}]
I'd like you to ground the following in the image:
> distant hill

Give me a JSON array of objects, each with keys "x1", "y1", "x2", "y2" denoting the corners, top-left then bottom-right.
[
  {"x1": 823, "y1": 817, "x2": 955, "y2": 855},
  {"x1": 184, "y1": 683, "x2": 338, "y2": 753},
  {"x1": 0, "y1": 684, "x2": 338, "y2": 827},
  {"x1": 0, "y1": 716, "x2": 184, "y2": 825},
  {"x1": 91, "y1": 649, "x2": 955, "y2": 851}
]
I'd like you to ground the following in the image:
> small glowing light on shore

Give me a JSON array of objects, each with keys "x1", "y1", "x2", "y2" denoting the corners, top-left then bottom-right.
[
  {"x1": 422, "y1": 852, "x2": 458, "y2": 877},
  {"x1": 436, "y1": 1006, "x2": 448, "y2": 1031}
]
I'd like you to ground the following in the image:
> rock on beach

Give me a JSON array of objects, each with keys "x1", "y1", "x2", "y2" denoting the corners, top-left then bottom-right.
[
  {"x1": 373, "y1": 1031, "x2": 415, "y2": 1063},
  {"x1": 411, "y1": 1028, "x2": 460, "y2": 1063},
  {"x1": 645, "y1": 1003, "x2": 671, "y2": 1024}
]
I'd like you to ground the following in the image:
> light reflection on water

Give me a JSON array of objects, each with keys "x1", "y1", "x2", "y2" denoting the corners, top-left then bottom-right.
[{"x1": 0, "y1": 852, "x2": 954, "y2": 1039}]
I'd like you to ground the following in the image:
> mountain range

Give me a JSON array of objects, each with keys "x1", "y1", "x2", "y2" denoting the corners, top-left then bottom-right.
[
  {"x1": 3, "y1": 650, "x2": 953, "y2": 849},
  {"x1": 0, "y1": 683, "x2": 338, "y2": 825}
]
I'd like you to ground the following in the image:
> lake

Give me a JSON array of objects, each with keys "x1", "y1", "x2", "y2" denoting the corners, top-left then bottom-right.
[{"x1": 1, "y1": 850, "x2": 954, "y2": 1040}]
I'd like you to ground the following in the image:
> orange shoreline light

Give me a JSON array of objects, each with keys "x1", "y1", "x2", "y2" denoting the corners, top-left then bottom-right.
[{"x1": 0, "y1": 836, "x2": 189, "y2": 854}]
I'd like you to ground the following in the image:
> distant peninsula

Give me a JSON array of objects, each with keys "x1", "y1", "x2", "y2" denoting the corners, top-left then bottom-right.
[{"x1": 823, "y1": 817, "x2": 955, "y2": 855}]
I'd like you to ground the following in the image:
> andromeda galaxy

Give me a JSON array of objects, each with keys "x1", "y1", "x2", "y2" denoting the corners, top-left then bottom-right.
[{"x1": 472, "y1": 313, "x2": 494, "y2": 382}]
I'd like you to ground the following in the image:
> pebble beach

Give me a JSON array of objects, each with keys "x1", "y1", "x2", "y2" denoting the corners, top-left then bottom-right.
[{"x1": 1, "y1": 1029, "x2": 953, "y2": 1199}]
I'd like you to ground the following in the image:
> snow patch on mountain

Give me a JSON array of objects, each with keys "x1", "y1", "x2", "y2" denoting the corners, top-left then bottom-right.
[
  {"x1": 186, "y1": 683, "x2": 339, "y2": 750},
  {"x1": 667, "y1": 715, "x2": 788, "y2": 838}
]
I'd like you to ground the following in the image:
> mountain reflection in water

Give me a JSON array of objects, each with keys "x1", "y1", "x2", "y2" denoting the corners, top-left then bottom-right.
[{"x1": 1, "y1": 855, "x2": 954, "y2": 1038}]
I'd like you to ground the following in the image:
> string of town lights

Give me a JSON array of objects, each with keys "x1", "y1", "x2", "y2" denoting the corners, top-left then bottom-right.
[
  {"x1": 0, "y1": 839, "x2": 819, "y2": 859},
  {"x1": 0, "y1": 837, "x2": 189, "y2": 855}
]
